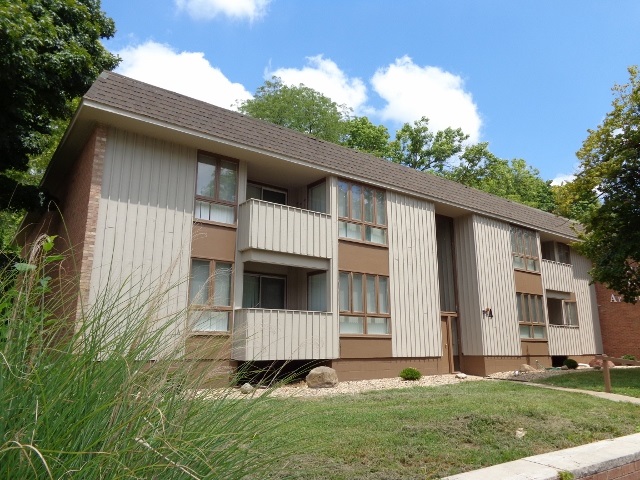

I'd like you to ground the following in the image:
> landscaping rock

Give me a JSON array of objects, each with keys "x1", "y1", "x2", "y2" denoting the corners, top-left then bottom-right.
[
  {"x1": 589, "y1": 358, "x2": 615, "y2": 370},
  {"x1": 561, "y1": 365, "x2": 569, "y2": 370},
  {"x1": 520, "y1": 364, "x2": 536, "y2": 372},
  {"x1": 240, "y1": 383, "x2": 254, "y2": 394},
  {"x1": 455, "y1": 373, "x2": 467, "y2": 379},
  {"x1": 306, "y1": 366, "x2": 339, "y2": 388}
]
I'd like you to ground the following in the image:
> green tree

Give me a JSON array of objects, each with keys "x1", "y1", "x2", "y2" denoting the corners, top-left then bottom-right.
[
  {"x1": 442, "y1": 143, "x2": 556, "y2": 212},
  {"x1": 0, "y1": 0, "x2": 119, "y2": 213},
  {"x1": 341, "y1": 116, "x2": 392, "y2": 158},
  {"x1": 237, "y1": 77, "x2": 349, "y2": 143},
  {"x1": 389, "y1": 116, "x2": 469, "y2": 172},
  {"x1": 572, "y1": 66, "x2": 640, "y2": 302}
]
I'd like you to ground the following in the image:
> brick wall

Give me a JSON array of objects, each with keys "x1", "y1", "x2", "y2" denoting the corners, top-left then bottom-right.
[
  {"x1": 579, "y1": 459, "x2": 640, "y2": 479},
  {"x1": 23, "y1": 125, "x2": 106, "y2": 324},
  {"x1": 596, "y1": 283, "x2": 640, "y2": 359}
]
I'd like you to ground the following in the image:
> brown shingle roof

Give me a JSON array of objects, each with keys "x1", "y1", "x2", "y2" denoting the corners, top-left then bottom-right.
[{"x1": 84, "y1": 71, "x2": 578, "y2": 238}]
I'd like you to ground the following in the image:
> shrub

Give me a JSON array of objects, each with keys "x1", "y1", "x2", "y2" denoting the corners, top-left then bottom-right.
[
  {"x1": 622, "y1": 354, "x2": 637, "y2": 361},
  {"x1": 0, "y1": 235, "x2": 286, "y2": 479},
  {"x1": 563, "y1": 358, "x2": 579, "y2": 369},
  {"x1": 399, "y1": 367, "x2": 422, "y2": 381}
]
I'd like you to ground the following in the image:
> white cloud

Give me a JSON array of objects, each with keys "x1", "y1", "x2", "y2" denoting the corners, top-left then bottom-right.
[
  {"x1": 551, "y1": 173, "x2": 576, "y2": 186},
  {"x1": 115, "y1": 41, "x2": 252, "y2": 109},
  {"x1": 175, "y1": 0, "x2": 270, "y2": 21},
  {"x1": 371, "y1": 56, "x2": 482, "y2": 142},
  {"x1": 269, "y1": 55, "x2": 368, "y2": 115}
]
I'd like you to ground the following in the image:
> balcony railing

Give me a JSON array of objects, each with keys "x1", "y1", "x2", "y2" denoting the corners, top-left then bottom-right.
[
  {"x1": 547, "y1": 324, "x2": 582, "y2": 356},
  {"x1": 231, "y1": 308, "x2": 338, "y2": 361},
  {"x1": 237, "y1": 199, "x2": 332, "y2": 258},
  {"x1": 541, "y1": 259, "x2": 574, "y2": 292}
]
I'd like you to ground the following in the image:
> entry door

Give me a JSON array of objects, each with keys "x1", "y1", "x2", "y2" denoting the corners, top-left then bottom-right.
[{"x1": 441, "y1": 315, "x2": 461, "y2": 373}]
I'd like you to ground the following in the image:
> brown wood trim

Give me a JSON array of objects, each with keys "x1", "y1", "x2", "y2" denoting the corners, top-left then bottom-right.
[
  {"x1": 338, "y1": 240, "x2": 389, "y2": 275},
  {"x1": 191, "y1": 223, "x2": 237, "y2": 261},
  {"x1": 514, "y1": 270, "x2": 544, "y2": 294},
  {"x1": 339, "y1": 337, "x2": 393, "y2": 358}
]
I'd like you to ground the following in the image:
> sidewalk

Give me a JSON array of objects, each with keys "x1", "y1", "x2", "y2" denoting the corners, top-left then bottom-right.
[{"x1": 516, "y1": 380, "x2": 640, "y2": 405}]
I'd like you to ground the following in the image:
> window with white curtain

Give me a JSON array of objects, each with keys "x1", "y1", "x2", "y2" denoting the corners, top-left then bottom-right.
[
  {"x1": 194, "y1": 152, "x2": 238, "y2": 224},
  {"x1": 337, "y1": 180, "x2": 387, "y2": 245},
  {"x1": 339, "y1": 271, "x2": 390, "y2": 335},
  {"x1": 189, "y1": 259, "x2": 233, "y2": 332}
]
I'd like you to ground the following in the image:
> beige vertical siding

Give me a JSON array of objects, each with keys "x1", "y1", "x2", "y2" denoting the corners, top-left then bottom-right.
[
  {"x1": 541, "y1": 259, "x2": 574, "y2": 291},
  {"x1": 454, "y1": 216, "x2": 520, "y2": 356},
  {"x1": 573, "y1": 253, "x2": 603, "y2": 354},
  {"x1": 387, "y1": 192, "x2": 441, "y2": 357},
  {"x1": 454, "y1": 215, "x2": 483, "y2": 355},
  {"x1": 472, "y1": 216, "x2": 520, "y2": 356},
  {"x1": 548, "y1": 326, "x2": 583, "y2": 355},
  {"x1": 88, "y1": 128, "x2": 196, "y2": 356},
  {"x1": 231, "y1": 309, "x2": 337, "y2": 360},
  {"x1": 327, "y1": 177, "x2": 340, "y2": 355},
  {"x1": 237, "y1": 199, "x2": 332, "y2": 258}
]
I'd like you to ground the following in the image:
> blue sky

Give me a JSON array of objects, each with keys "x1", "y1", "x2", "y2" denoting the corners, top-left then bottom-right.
[{"x1": 101, "y1": 0, "x2": 640, "y2": 183}]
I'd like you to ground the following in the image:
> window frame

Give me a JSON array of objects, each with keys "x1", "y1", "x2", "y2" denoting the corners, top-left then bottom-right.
[
  {"x1": 188, "y1": 258, "x2": 234, "y2": 333},
  {"x1": 194, "y1": 151, "x2": 239, "y2": 225},
  {"x1": 516, "y1": 292, "x2": 546, "y2": 339},
  {"x1": 510, "y1": 225, "x2": 540, "y2": 273},
  {"x1": 246, "y1": 181, "x2": 288, "y2": 205},
  {"x1": 563, "y1": 301, "x2": 579, "y2": 326},
  {"x1": 339, "y1": 271, "x2": 391, "y2": 335},
  {"x1": 338, "y1": 179, "x2": 387, "y2": 245},
  {"x1": 242, "y1": 272, "x2": 287, "y2": 310}
]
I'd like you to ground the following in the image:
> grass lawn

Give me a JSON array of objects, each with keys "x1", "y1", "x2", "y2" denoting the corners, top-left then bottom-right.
[
  {"x1": 536, "y1": 368, "x2": 640, "y2": 398},
  {"x1": 253, "y1": 380, "x2": 640, "y2": 480}
]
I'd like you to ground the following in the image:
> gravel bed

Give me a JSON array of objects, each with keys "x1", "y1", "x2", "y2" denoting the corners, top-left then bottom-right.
[{"x1": 267, "y1": 373, "x2": 485, "y2": 398}]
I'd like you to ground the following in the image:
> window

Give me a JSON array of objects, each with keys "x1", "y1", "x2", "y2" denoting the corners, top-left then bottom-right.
[
  {"x1": 516, "y1": 293, "x2": 546, "y2": 339},
  {"x1": 510, "y1": 225, "x2": 539, "y2": 272},
  {"x1": 339, "y1": 271, "x2": 390, "y2": 335},
  {"x1": 189, "y1": 259, "x2": 233, "y2": 332},
  {"x1": 338, "y1": 180, "x2": 387, "y2": 245},
  {"x1": 548, "y1": 297, "x2": 579, "y2": 326},
  {"x1": 246, "y1": 182, "x2": 287, "y2": 205},
  {"x1": 308, "y1": 181, "x2": 327, "y2": 213},
  {"x1": 307, "y1": 272, "x2": 327, "y2": 311},
  {"x1": 541, "y1": 241, "x2": 571, "y2": 265},
  {"x1": 242, "y1": 274, "x2": 286, "y2": 309},
  {"x1": 194, "y1": 152, "x2": 238, "y2": 224}
]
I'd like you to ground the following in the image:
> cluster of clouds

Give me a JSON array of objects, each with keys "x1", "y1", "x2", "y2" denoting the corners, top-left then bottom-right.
[{"x1": 115, "y1": 0, "x2": 483, "y2": 142}]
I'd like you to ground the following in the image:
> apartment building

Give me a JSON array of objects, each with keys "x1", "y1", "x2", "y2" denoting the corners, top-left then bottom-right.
[{"x1": 21, "y1": 72, "x2": 603, "y2": 380}]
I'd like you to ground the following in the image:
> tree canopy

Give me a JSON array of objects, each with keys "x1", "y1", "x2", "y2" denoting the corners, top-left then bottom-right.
[
  {"x1": 571, "y1": 66, "x2": 640, "y2": 302},
  {"x1": 0, "y1": 0, "x2": 119, "y2": 212},
  {"x1": 236, "y1": 80, "x2": 557, "y2": 213},
  {"x1": 389, "y1": 117, "x2": 468, "y2": 173},
  {"x1": 236, "y1": 77, "x2": 349, "y2": 143}
]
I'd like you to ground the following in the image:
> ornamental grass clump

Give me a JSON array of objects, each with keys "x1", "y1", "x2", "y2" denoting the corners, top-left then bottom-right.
[
  {"x1": 399, "y1": 367, "x2": 422, "y2": 381},
  {"x1": 0, "y1": 235, "x2": 284, "y2": 479}
]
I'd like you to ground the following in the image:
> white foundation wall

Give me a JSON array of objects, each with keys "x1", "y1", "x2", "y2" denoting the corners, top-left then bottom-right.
[
  {"x1": 88, "y1": 128, "x2": 196, "y2": 357},
  {"x1": 387, "y1": 192, "x2": 442, "y2": 357}
]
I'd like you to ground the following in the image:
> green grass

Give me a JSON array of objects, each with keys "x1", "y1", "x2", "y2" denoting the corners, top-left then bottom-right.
[
  {"x1": 536, "y1": 369, "x2": 640, "y2": 398},
  {"x1": 255, "y1": 381, "x2": 640, "y2": 479},
  {"x1": 0, "y1": 235, "x2": 286, "y2": 479}
]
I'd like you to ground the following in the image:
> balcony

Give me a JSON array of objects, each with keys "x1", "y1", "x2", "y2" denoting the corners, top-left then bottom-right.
[
  {"x1": 541, "y1": 259, "x2": 574, "y2": 292},
  {"x1": 231, "y1": 309, "x2": 338, "y2": 361},
  {"x1": 237, "y1": 199, "x2": 332, "y2": 260}
]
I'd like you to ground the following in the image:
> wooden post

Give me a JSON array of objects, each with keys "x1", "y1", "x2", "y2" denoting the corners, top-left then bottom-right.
[{"x1": 602, "y1": 356, "x2": 612, "y2": 393}]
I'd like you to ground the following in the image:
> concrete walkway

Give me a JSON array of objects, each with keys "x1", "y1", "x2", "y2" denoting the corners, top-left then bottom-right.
[{"x1": 514, "y1": 380, "x2": 640, "y2": 405}]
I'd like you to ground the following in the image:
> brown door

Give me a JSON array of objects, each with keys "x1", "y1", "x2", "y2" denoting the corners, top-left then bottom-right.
[
  {"x1": 441, "y1": 315, "x2": 461, "y2": 373},
  {"x1": 441, "y1": 317, "x2": 453, "y2": 373}
]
